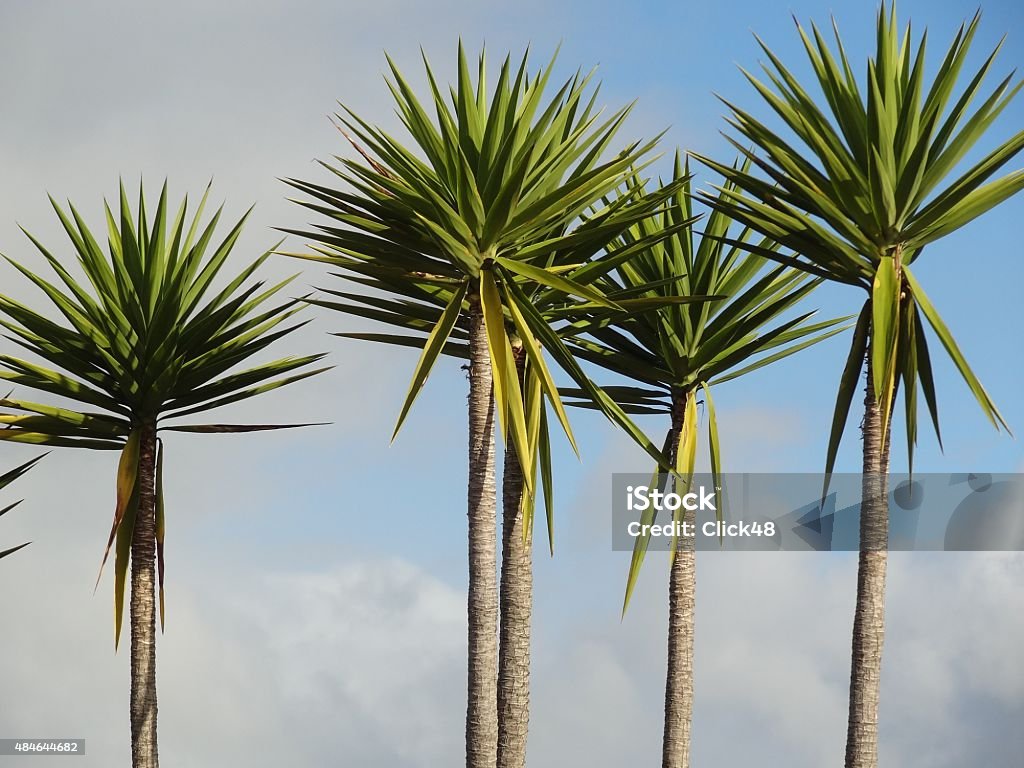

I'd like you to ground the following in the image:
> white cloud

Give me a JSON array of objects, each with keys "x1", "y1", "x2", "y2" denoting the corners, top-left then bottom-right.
[
  {"x1": 2, "y1": 551, "x2": 468, "y2": 767},
  {"x1": 4, "y1": 462, "x2": 1022, "y2": 768}
]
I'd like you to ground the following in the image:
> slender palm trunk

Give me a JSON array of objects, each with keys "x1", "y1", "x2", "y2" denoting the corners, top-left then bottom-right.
[
  {"x1": 844, "y1": 357, "x2": 892, "y2": 768},
  {"x1": 130, "y1": 421, "x2": 159, "y2": 768},
  {"x1": 466, "y1": 299, "x2": 499, "y2": 768},
  {"x1": 663, "y1": 390, "x2": 696, "y2": 768},
  {"x1": 497, "y1": 346, "x2": 530, "y2": 768}
]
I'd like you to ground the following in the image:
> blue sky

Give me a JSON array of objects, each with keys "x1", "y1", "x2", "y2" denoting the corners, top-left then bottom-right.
[
  {"x1": 534, "y1": 0, "x2": 1024, "y2": 477},
  {"x1": 287, "y1": 0, "x2": 1024, "y2": 564},
  {"x1": 1, "y1": 2, "x2": 1021, "y2": 766}
]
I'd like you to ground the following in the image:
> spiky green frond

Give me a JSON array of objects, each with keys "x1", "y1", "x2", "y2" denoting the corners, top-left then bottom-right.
[
  {"x1": 0, "y1": 181, "x2": 328, "y2": 439},
  {"x1": 563, "y1": 157, "x2": 847, "y2": 411},
  {"x1": 286, "y1": 44, "x2": 697, "y2": 545},
  {"x1": 691, "y1": 3, "x2": 1016, "y2": 478}
]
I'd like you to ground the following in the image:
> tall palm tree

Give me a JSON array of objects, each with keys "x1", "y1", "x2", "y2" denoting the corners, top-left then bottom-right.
[
  {"x1": 302, "y1": 206, "x2": 698, "y2": 768},
  {"x1": 691, "y1": 6, "x2": 1022, "y2": 766},
  {"x1": 283, "y1": 44, "x2": 681, "y2": 768},
  {"x1": 486, "y1": 208, "x2": 706, "y2": 768},
  {"x1": 0, "y1": 456, "x2": 43, "y2": 560},
  {"x1": 0, "y1": 182, "x2": 328, "y2": 768},
  {"x1": 561, "y1": 159, "x2": 846, "y2": 768}
]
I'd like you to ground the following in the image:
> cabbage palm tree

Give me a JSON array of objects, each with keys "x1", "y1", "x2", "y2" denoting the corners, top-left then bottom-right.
[
  {"x1": 304, "y1": 207, "x2": 698, "y2": 768},
  {"x1": 691, "y1": 6, "x2": 1021, "y2": 765},
  {"x1": 562, "y1": 159, "x2": 846, "y2": 768},
  {"x1": 284, "y1": 44, "x2": 681, "y2": 768},
  {"x1": 0, "y1": 456, "x2": 43, "y2": 560},
  {"x1": 0, "y1": 182, "x2": 327, "y2": 768}
]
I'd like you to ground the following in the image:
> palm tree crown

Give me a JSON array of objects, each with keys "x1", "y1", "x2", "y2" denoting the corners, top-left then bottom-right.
[
  {"x1": 692, "y1": 4, "x2": 1021, "y2": 475},
  {"x1": 285, "y1": 43, "x2": 688, "y2": 480}
]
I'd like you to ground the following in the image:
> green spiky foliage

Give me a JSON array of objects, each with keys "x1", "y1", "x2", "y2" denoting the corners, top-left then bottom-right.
[
  {"x1": 0, "y1": 456, "x2": 43, "y2": 560},
  {"x1": 692, "y1": 4, "x2": 1020, "y2": 479},
  {"x1": 561, "y1": 157, "x2": 848, "y2": 610},
  {"x1": 0, "y1": 181, "x2": 328, "y2": 640},
  {"x1": 284, "y1": 44, "x2": 697, "y2": 525}
]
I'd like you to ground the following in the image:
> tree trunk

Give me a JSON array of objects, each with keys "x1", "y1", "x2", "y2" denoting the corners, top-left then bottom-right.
[
  {"x1": 497, "y1": 346, "x2": 530, "y2": 768},
  {"x1": 466, "y1": 299, "x2": 499, "y2": 768},
  {"x1": 663, "y1": 390, "x2": 696, "y2": 768},
  {"x1": 130, "y1": 421, "x2": 160, "y2": 768},
  {"x1": 844, "y1": 356, "x2": 893, "y2": 768}
]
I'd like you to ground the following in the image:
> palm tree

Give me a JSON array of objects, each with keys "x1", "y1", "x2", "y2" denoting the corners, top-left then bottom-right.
[
  {"x1": 486, "y1": 205, "x2": 706, "y2": 768},
  {"x1": 690, "y1": 6, "x2": 1022, "y2": 766},
  {"x1": 0, "y1": 182, "x2": 328, "y2": 768},
  {"x1": 561, "y1": 159, "x2": 846, "y2": 768},
  {"x1": 296, "y1": 220, "x2": 697, "y2": 768},
  {"x1": 0, "y1": 456, "x2": 43, "y2": 560},
  {"x1": 283, "y1": 44, "x2": 681, "y2": 768}
]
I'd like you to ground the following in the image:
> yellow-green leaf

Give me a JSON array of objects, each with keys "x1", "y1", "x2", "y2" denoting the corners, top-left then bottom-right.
[
  {"x1": 505, "y1": 292, "x2": 578, "y2": 456},
  {"x1": 96, "y1": 430, "x2": 141, "y2": 591},
  {"x1": 113, "y1": 478, "x2": 139, "y2": 650},
  {"x1": 870, "y1": 255, "x2": 900, "y2": 444},
  {"x1": 479, "y1": 268, "x2": 509, "y2": 435},
  {"x1": 391, "y1": 280, "x2": 468, "y2": 440}
]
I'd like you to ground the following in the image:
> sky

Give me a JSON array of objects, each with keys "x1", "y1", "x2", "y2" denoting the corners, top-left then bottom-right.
[{"x1": 0, "y1": 1, "x2": 1022, "y2": 766}]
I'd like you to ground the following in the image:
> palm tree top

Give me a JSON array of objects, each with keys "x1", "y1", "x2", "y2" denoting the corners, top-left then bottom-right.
[
  {"x1": 0, "y1": 180, "x2": 329, "y2": 446},
  {"x1": 284, "y1": 42, "x2": 666, "y2": 279},
  {"x1": 285, "y1": 43, "x2": 691, "y2": 485},
  {"x1": 693, "y1": 3, "x2": 1024, "y2": 285},
  {"x1": 564, "y1": 156, "x2": 848, "y2": 413},
  {"x1": 691, "y1": 1, "x2": 1018, "y2": 478}
]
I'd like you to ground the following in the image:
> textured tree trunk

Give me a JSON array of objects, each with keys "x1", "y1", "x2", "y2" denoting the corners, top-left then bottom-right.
[
  {"x1": 130, "y1": 421, "x2": 160, "y2": 768},
  {"x1": 466, "y1": 299, "x2": 499, "y2": 768},
  {"x1": 844, "y1": 356, "x2": 892, "y2": 768},
  {"x1": 663, "y1": 390, "x2": 696, "y2": 768},
  {"x1": 497, "y1": 346, "x2": 530, "y2": 768}
]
